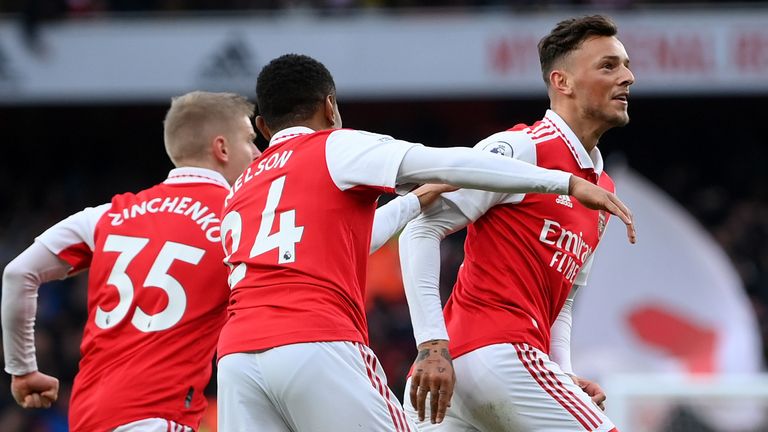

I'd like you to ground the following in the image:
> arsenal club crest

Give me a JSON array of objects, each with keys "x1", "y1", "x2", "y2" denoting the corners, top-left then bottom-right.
[{"x1": 598, "y1": 210, "x2": 607, "y2": 238}]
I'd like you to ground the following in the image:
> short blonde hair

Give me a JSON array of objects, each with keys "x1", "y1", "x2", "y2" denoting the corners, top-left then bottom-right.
[{"x1": 163, "y1": 91, "x2": 255, "y2": 165}]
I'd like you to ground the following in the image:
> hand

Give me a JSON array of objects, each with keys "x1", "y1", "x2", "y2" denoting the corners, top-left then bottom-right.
[
  {"x1": 568, "y1": 176, "x2": 637, "y2": 244},
  {"x1": 11, "y1": 371, "x2": 59, "y2": 409},
  {"x1": 410, "y1": 339, "x2": 455, "y2": 424},
  {"x1": 412, "y1": 184, "x2": 458, "y2": 210},
  {"x1": 568, "y1": 374, "x2": 606, "y2": 411}
]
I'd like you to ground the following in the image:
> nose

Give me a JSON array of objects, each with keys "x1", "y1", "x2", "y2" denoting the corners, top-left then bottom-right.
[
  {"x1": 621, "y1": 65, "x2": 635, "y2": 87},
  {"x1": 251, "y1": 143, "x2": 261, "y2": 160}
]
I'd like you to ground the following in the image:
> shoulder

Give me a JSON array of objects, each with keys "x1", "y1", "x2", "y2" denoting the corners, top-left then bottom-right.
[
  {"x1": 327, "y1": 128, "x2": 398, "y2": 145},
  {"x1": 473, "y1": 128, "x2": 537, "y2": 164},
  {"x1": 109, "y1": 188, "x2": 150, "y2": 208}
]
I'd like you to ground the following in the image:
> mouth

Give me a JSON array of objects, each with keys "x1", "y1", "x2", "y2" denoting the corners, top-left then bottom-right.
[{"x1": 612, "y1": 93, "x2": 629, "y2": 104}]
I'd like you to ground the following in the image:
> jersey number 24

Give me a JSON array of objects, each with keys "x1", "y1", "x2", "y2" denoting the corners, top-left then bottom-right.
[{"x1": 221, "y1": 176, "x2": 305, "y2": 289}]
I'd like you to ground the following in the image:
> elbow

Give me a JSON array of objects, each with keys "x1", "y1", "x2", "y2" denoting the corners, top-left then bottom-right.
[
  {"x1": 2, "y1": 256, "x2": 40, "y2": 297},
  {"x1": 400, "y1": 219, "x2": 445, "y2": 249},
  {"x1": 2, "y1": 259, "x2": 26, "y2": 290}
]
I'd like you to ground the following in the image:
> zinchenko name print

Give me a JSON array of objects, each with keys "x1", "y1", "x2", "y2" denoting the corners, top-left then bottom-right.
[{"x1": 107, "y1": 197, "x2": 222, "y2": 243}]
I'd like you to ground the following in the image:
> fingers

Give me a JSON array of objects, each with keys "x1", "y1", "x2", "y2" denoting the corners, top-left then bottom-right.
[
  {"x1": 409, "y1": 375, "x2": 419, "y2": 414},
  {"x1": 591, "y1": 391, "x2": 606, "y2": 404},
  {"x1": 625, "y1": 222, "x2": 637, "y2": 244},
  {"x1": 416, "y1": 385, "x2": 429, "y2": 422},
  {"x1": 598, "y1": 193, "x2": 636, "y2": 244},
  {"x1": 41, "y1": 377, "x2": 60, "y2": 403},
  {"x1": 429, "y1": 381, "x2": 440, "y2": 423},
  {"x1": 591, "y1": 393, "x2": 607, "y2": 411},
  {"x1": 413, "y1": 380, "x2": 452, "y2": 424},
  {"x1": 433, "y1": 383, "x2": 453, "y2": 423},
  {"x1": 413, "y1": 183, "x2": 458, "y2": 210},
  {"x1": 604, "y1": 194, "x2": 632, "y2": 226},
  {"x1": 41, "y1": 388, "x2": 58, "y2": 403},
  {"x1": 607, "y1": 195, "x2": 637, "y2": 244},
  {"x1": 580, "y1": 380, "x2": 607, "y2": 411},
  {"x1": 22, "y1": 393, "x2": 45, "y2": 409},
  {"x1": 411, "y1": 373, "x2": 429, "y2": 422},
  {"x1": 571, "y1": 181, "x2": 638, "y2": 244}
]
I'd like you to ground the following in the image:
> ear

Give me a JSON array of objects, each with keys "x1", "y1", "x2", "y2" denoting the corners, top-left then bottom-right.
[
  {"x1": 212, "y1": 135, "x2": 228, "y2": 163},
  {"x1": 324, "y1": 95, "x2": 336, "y2": 126},
  {"x1": 550, "y1": 69, "x2": 573, "y2": 96},
  {"x1": 255, "y1": 116, "x2": 272, "y2": 141}
]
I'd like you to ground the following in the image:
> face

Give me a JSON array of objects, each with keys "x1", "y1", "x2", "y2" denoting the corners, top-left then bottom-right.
[
  {"x1": 564, "y1": 35, "x2": 634, "y2": 129},
  {"x1": 223, "y1": 115, "x2": 260, "y2": 185}
]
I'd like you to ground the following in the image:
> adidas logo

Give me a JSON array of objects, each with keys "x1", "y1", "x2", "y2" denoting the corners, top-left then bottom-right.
[
  {"x1": 198, "y1": 35, "x2": 257, "y2": 86},
  {"x1": 555, "y1": 195, "x2": 573, "y2": 208}
]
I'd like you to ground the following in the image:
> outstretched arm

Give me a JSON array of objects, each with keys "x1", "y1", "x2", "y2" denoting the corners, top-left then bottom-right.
[
  {"x1": 400, "y1": 197, "x2": 473, "y2": 424},
  {"x1": 397, "y1": 146, "x2": 636, "y2": 243}
]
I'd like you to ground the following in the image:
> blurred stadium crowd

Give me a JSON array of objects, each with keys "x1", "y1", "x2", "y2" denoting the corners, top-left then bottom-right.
[
  {"x1": 0, "y1": 0, "x2": 753, "y2": 17},
  {"x1": 1, "y1": 2, "x2": 768, "y2": 432}
]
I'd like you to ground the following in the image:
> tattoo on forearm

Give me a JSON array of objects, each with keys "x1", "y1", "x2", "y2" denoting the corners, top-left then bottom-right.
[
  {"x1": 416, "y1": 348, "x2": 430, "y2": 362},
  {"x1": 441, "y1": 348, "x2": 452, "y2": 364}
]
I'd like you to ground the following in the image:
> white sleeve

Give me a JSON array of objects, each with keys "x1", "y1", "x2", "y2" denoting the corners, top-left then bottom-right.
[
  {"x1": 573, "y1": 253, "x2": 595, "y2": 286},
  {"x1": 37, "y1": 204, "x2": 111, "y2": 261},
  {"x1": 325, "y1": 129, "x2": 420, "y2": 192},
  {"x1": 550, "y1": 284, "x2": 580, "y2": 375},
  {"x1": 400, "y1": 198, "x2": 473, "y2": 345},
  {"x1": 2, "y1": 243, "x2": 72, "y2": 375},
  {"x1": 370, "y1": 193, "x2": 421, "y2": 254},
  {"x1": 437, "y1": 131, "x2": 541, "y2": 221},
  {"x1": 3, "y1": 204, "x2": 108, "y2": 376},
  {"x1": 396, "y1": 137, "x2": 570, "y2": 198},
  {"x1": 552, "y1": 250, "x2": 599, "y2": 373}
]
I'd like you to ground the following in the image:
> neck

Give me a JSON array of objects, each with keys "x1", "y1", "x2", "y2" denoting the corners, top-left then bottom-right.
[
  {"x1": 175, "y1": 159, "x2": 216, "y2": 172},
  {"x1": 550, "y1": 103, "x2": 604, "y2": 153},
  {"x1": 285, "y1": 112, "x2": 332, "y2": 134}
]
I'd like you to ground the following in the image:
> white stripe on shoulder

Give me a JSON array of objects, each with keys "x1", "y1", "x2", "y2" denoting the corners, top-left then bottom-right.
[
  {"x1": 528, "y1": 125, "x2": 557, "y2": 141},
  {"x1": 530, "y1": 122, "x2": 551, "y2": 135},
  {"x1": 530, "y1": 130, "x2": 559, "y2": 145}
]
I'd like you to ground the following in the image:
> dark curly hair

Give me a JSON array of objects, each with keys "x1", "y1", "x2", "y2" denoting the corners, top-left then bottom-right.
[
  {"x1": 538, "y1": 15, "x2": 618, "y2": 86},
  {"x1": 255, "y1": 54, "x2": 336, "y2": 131}
]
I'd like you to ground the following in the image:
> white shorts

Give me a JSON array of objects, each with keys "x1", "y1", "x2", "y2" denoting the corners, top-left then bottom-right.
[
  {"x1": 111, "y1": 418, "x2": 193, "y2": 432},
  {"x1": 404, "y1": 343, "x2": 617, "y2": 432},
  {"x1": 217, "y1": 341, "x2": 415, "y2": 432}
]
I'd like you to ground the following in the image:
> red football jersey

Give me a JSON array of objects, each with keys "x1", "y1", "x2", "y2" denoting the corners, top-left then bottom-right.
[
  {"x1": 217, "y1": 127, "x2": 417, "y2": 358},
  {"x1": 443, "y1": 111, "x2": 614, "y2": 358},
  {"x1": 36, "y1": 168, "x2": 230, "y2": 431}
]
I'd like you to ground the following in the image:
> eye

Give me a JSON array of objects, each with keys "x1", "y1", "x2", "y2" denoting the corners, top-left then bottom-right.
[{"x1": 602, "y1": 63, "x2": 615, "y2": 70}]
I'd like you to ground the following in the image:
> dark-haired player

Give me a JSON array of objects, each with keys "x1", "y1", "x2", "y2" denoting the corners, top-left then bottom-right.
[{"x1": 400, "y1": 15, "x2": 634, "y2": 431}]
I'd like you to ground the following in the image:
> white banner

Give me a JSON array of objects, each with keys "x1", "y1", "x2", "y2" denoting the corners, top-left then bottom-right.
[
  {"x1": 572, "y1": 166, "x2": 762, "y2": 377},
  {"x1": 572, "y1": 167, "x2": 764, "y2": 430},
  {"x1": 1, "y1": 9, "x2": 768, "y2": 103}
]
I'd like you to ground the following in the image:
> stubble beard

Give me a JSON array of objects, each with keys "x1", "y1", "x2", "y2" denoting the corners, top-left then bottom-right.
[{"x1": 585, "y1": 104, "x2": 630, "y2": 131}]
